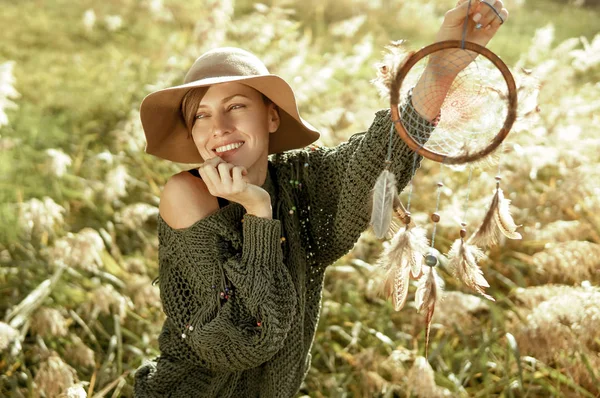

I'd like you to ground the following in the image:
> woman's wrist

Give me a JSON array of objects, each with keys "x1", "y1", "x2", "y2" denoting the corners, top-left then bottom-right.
[{"x1": 244, "y1": 204, "x2": 273, "y2": 219}]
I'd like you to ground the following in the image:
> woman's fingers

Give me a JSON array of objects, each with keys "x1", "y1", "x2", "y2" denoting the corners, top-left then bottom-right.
[
  {"x1": 231, "y1": 166, "x2": 247, "y2": 191},
  {"x1": 198, "y1": 159, "x2": 248, "y2": 196},
  {"x1": 488, "y1": 6, "x2": 508, "y2": 29},
  {"x1": 198, "y1": 157, "x2": 221, "y2": 191},
  {"x1": 217, "y1": 162, "x2": 234, "y2": 185},
  {"x1": 447, "y1": 0, "x2": 506, "y2": 29},
  {"x1": 446, "y1": 0, "x2": 478, "y2": 25},
  {"x1": 476, "y1": 0, "x2": 506, "y2": 30},
  {"x1": 198, "y1": 166, "x2": 219, "y2": 193}
]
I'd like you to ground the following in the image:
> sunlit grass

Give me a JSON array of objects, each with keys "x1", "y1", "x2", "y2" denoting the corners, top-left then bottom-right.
[{"x1": 1, "y1": 0, "x2": 599, "y2": 396}]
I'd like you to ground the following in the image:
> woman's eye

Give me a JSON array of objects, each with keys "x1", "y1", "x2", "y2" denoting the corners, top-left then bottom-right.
[
  {"x1": 228, "y1": 104, "x2": 245, "y2": 111},
  {"x1": 195, "y1": 114, "x2": 208, "y2": 120}
]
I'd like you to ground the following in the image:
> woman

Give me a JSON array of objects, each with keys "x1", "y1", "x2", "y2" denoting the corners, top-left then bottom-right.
[{"x1": 134, "y1": 1, "x2": 508, "y2": 396}]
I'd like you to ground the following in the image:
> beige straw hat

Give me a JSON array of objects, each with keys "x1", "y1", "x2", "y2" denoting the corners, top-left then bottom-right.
[{"x1": 140, "y1": 47, "x2": 320, "y2": 163}]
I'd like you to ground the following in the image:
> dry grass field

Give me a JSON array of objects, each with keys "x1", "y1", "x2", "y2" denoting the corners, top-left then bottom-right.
[{"x1": 1, "y1": 0, "x2": 599, "y2": 396}]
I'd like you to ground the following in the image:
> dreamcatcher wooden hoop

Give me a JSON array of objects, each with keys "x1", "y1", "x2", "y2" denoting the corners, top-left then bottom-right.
[{"x1": 390, "y1": 40, "x2": 518, "y2": 165}]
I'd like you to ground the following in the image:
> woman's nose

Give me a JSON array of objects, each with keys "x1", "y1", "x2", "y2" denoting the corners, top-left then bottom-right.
[{"x1": 212, "y1": 113, "x2": 232, "y2": 136}]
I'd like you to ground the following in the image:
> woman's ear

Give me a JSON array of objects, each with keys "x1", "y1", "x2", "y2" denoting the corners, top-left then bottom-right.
[{"x1": 267, "y1": 104, "x2": 281, "y2": 134}]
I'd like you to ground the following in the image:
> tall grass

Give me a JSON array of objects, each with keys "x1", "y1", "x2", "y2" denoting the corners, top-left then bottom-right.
[{"x1": 1, "y1": 0, "x2": 599, "y2": 397}]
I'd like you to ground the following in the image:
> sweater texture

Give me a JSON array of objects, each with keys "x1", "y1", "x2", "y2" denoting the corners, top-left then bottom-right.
[{"x1": 134, "y1": 108, "x2": 433, "y2": 397}]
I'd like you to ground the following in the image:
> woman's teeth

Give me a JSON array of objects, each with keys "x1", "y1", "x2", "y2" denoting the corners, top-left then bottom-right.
[{"x1": 215, "y1": 142, "x2": 244, "y2": 153}]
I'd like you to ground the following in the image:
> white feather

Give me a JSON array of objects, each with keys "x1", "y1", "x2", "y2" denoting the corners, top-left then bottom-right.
[
  {"x1": 447, "y1": 239, "x2": 495, "y2": 301},
  {"x1": 370, "y1": 169, "x2": 398, "y2": 239},
  {"x1": 378, "y1": 226, "x2": 429, "y2": 311},
  {"x1": 495, "y1": 188, "x2": 522, "y2": 240}
]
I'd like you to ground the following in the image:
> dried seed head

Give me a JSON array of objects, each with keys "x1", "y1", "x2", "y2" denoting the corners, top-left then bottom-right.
[
  {"x1": 64, "y1": 335, "x2": 95, "y2": 369},
  {"x1": 408, "y1": 357, "x2": 451, "y2": 397},
  {"x1": 30, "y1": 307, "x2": 68, "y2": 338},
  {"x1": 380, "y1": 348, "x2": 414, "y2": 381},
  {"x1": 103, "y1": 165, "x2": 130, "y2": 202},
  {"x1": 531, "y1": 220, "x2": 593, "y2": 243},
  {"x1": 511, "y1": 285, "x2": 600, "y2": 392},
  {"x1": 0, "y1": 321, "x2": 19, "y2": 351},
  {"x1": 18, "y1": 197, "x2": 66, "y2": 241},
  {"x1": 33, "y1": 352, "x2": 78, "y2": 398},
  {"x1": 436, "y1": 291, "x2": 489, "y2": 329},
  {"x1": 115, "y1": 203, "x2": 159, "y2": 230},
  {"x1": 58, "y1": 383, "x2": 87, "y2": 398},
  {"x1": 0, "y1": 61, "x2": 19, "y2": 131},
  {"x1": 127, "y1": 275, "x2": 161, "y2": 313},
  {"x1": 48, "y1": 228, "x2": 105, "y2": 271},
  {"x1": 532, "y1": 241, "x2": 600, "y2": 284},
  {"x1": 45, "y1": 149, "x2": 72, "y2": 177},
  {"x1": 91, "y1": 283, "x2": 132, "y2": 321},
  {"x1": 124, "y1": 257, "x2": 147, "y2": 275}
]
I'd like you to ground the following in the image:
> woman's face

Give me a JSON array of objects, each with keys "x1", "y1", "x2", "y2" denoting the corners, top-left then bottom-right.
[{"x1": 191, "y1": 82, "x2": 280, "y2": 170}]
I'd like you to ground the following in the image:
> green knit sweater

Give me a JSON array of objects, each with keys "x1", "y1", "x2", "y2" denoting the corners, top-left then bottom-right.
[{"x1": 134, "y1": 108, "x2": 433, "y2": 397}]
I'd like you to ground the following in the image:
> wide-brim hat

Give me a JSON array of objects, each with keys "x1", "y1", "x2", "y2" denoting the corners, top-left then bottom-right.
[{"x1": 140, "y1": 47, "x2": 320, "y2": 164}]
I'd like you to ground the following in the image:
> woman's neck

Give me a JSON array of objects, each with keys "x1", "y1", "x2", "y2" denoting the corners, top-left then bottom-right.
[{"x1": 245, "y1": 155, "x2": 269, "y2": 187}]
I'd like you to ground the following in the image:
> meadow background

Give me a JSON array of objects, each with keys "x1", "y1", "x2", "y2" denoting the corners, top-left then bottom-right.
[{"x1": 1, "y1": 0, "x2": 599, "y2": 396}]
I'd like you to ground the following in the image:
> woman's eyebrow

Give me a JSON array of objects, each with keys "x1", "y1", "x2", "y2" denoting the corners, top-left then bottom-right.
[{"x1": 197, "y1": 94, "x2": 250, "y2": 109}]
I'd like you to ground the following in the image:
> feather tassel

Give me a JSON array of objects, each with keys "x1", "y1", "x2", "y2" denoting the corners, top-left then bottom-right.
[
  {"x1": 415, "y1": 266, "x2": 444, "y2": 357},
  {"x1": 378, "y1": 226, "x2": 429, "y2": 310},
  {"x1": 495, "y1": 188, "x2": 522, "y2": 240},
  {"x1": 387, "y1": 196, "x2": 415, "y2": 239},
  {"x1": 447, "y1": 239, "x2": 495, "y2": 301},
  {"x1": 470, "y1": 187, "x2": 522, "y2": 247},
  {"x1": 371, "y1": 41, "x2": 409, "y2": 97},
  {"x1": 370, "y1": 169, "x2": 398, "y2": 239},
  {"x1": 383, "y1": 263, "x2": 411, "y2": 312}
]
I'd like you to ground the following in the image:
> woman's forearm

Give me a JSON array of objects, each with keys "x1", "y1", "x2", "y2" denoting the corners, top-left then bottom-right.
[{"x1": 411, "y1": 67, "x2": 455, "y2": 122}]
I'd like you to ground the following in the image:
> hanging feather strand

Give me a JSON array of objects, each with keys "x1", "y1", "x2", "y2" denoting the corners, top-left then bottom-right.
[
  {"x1": 370, "y1": 169, "x2": 398, "y2": 239},
  {"x1": 370, "y1": 40, "x2": 414, "y2": 103},
  {"x1": 447, "y1": 238, "x2": 495, "y2": 301},
  {"x1": 378, "y1": 225, "x2": 429, "y2": 310},
  {"x1": 415, "y1": 266, "x2": 444, "y2": 357},
  {"x1": 495, "y1": 188, "x2": 522, "y2": 239},
  {"x1": 387, "y1": 196, "x2": 416, "y2": 239},
  {"x1": 470, "y1": 187, "x2": 522, "y2": 247},
  {"x1": 382, "y1": 262, "x2": 411, "y2": 312}
]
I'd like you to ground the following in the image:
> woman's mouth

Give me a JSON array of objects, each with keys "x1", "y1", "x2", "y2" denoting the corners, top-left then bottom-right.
[{"x1": 213, "y1": 141, "x2": 244, "y2": 156}]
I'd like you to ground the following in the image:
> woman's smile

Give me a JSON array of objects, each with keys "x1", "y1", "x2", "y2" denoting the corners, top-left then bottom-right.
[
  {"x1": 214, "y1": 141, "x2": 245, "y2": 158},
  {"x1": 214, "y1": 141, "x2": 244, "y2": 153}
]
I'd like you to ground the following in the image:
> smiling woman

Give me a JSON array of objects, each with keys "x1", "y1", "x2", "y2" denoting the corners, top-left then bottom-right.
[{"x1": 135, "y1": 2, "x2": 511, "y2": 392}]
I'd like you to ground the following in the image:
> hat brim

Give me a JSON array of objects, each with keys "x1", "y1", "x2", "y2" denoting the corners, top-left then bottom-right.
[{"x1": 140, "y1": 74, "x2": 320, "y2": 164}]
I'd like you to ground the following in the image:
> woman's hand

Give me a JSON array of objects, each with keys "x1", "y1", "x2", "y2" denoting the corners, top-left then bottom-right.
[
  {"x1": 198, "y1": 157, "x2": 272, "y2": 219},
  {"x1": 430, "y1": 0, "x2": 510, "y2": 77},
  {"x1": 436, "y1": 0, "x2": 509, "y2": 48}
]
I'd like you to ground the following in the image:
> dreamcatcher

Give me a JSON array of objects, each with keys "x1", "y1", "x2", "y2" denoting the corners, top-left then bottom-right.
[{"x1": 370, "y1": 1, "x2": 521, "y2": 356}]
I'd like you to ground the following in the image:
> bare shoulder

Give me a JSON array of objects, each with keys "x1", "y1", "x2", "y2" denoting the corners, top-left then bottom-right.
[{"x1": 159, "y1": 170, "x2": 220, "y2": 229}]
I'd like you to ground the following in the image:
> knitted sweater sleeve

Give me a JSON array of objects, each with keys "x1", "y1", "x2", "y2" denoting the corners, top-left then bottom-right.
[
  {"x1": 157, "y1": 210, "x2": 297, "y2": 372},
  {"x1": 303, "y1": 108, "x2": 433, "y2": 266}
]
